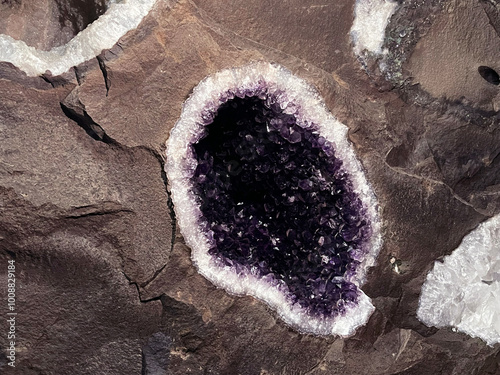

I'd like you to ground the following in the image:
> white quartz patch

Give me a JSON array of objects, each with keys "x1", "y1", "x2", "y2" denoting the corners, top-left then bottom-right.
[
  {"x1": 350, "y1": 0, "x2": 398, "y2": 57},
  {"x1": 418, "y1": 214, "x2": 500, "y2": 346},
  {"x1": 166, "y1": 62, "x2": 382, "y2": 336},
  {"x1": 0, "y1": 0, "x2": 158, "y2": 77}
]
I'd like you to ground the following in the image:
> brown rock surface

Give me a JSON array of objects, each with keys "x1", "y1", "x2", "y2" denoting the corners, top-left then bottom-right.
[
  {"x1": 406, "y1": 0, "x2": 500, "y2": 112},
  {"x1": 0, "y1": 0, "x2": 107, "y2": 50},
  {"x1": 0, "y1": 0, "x2": 499, "y2": 374}
]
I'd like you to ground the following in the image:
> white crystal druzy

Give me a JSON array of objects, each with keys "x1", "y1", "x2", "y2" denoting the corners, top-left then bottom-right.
[
  {"x1": 0, "y1": 0, "x2": 158, "y2": 77},
  {"x1": 350, "y1": 0, "x2": 398, "y2": 57},
  {"x1": 418, "y1": 215, "x2": 500, "y2": 346},
  {"x1": 166, "y1": 62, "x2": 382, "y2": 336}
]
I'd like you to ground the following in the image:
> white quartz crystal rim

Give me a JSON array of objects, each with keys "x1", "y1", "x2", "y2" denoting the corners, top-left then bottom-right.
[
  {"x1": 417, "y1": 214, "x2": 500, "y2": 346},
  {"x1": 166, "y1": 61, "x2": 382, "y2": 336},
  {"x1": 0, "y1": 0, "x2": 158, "y2": 77},
  {"x1": 350, "y1": 0, "x2": 398, "y2": 57}
]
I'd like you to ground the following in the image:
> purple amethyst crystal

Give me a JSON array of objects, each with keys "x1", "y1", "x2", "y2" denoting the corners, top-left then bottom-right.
[
  {"x1": 166, "y1": 62, "x2": 381, "y2": 336},
  {"x1": 193, "y1": 95, "x2": 368, "y2": 316}
]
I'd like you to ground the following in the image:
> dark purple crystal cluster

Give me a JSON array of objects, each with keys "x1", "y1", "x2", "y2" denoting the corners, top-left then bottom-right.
[{"x1": 191, "y1": 93, "x2": 372, "y2": 318}]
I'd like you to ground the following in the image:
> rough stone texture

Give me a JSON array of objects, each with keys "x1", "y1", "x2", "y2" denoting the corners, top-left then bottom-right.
[
  {"x1": 406, "y1": 0, "x2": 500, "y2": 112},
  {"x1": 0, "y1": 0, "x2": 107, "y2": 51},
  {"x1": 0, "y1": 0, "x2": 499, "y2": 374}
]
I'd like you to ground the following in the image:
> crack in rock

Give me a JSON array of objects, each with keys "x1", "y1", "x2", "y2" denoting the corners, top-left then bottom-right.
[
  {"x1": 381, "y1": 156, "x2": 490, "y2": 217},
  {"x1": 96, "y1": 54, "x2": 111, "y2": 96},
  {"x1": 57, "y1": 95, "x2": 177, "y2": 297},
  {"x1": 60, "y1": 89, "x2": 117, "y2": 143},
  {"x1": 64, "y1": 203, "x2": 134, "y2": 219}
]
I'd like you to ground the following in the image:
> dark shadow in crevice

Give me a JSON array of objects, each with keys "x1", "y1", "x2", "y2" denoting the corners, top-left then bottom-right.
[
  {"x1": 145, "y1": 148, "x2": 177, "y2": 258},
  {"x1": 478, "y1": 66, "x2": 500, "y2": 86},
  {"x1": 55, "y1": 0, "x2": 108, "y2": 40},
  {"x1": 60, "y1": 102, "x2": 116, "y2": 144},
  {"x1": 96, "y1": 55, "x2": 111, "y2": 96}
]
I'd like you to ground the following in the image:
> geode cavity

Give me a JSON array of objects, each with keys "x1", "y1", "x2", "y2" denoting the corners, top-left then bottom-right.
[{"x1": 166, "y1": 62, "x2": 381, "y2": 336}]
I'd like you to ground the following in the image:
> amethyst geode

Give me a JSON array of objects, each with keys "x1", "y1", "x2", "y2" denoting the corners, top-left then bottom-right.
[{"x1": 166, "y1": 62, "x2": 382, "y2": 336}]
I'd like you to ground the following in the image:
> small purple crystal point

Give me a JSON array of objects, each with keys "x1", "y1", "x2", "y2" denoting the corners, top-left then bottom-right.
[{"x1": 166, "y1": 62, "x2": 382, "y2": 336}]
